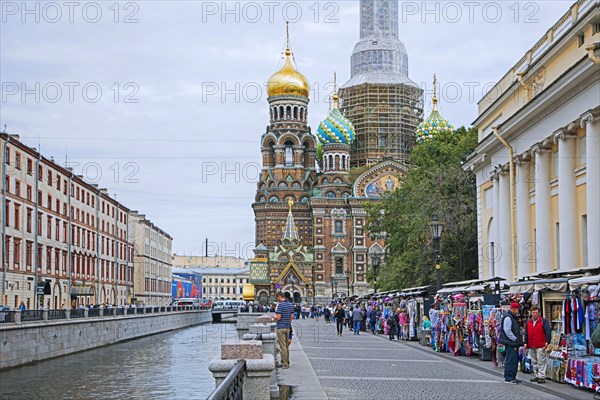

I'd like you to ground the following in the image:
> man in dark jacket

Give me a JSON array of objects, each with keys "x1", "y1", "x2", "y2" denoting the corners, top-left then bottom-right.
[
  {"x1": 498, "y1": 302, "x2": 524, "y2": 384},
  {"x1": 523, "y1": 305, "x2": 551, "y2": 383}
]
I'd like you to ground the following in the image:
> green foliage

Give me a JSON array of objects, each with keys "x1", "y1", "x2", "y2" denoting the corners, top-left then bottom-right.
[
  {"x1": 316, "y1": 142, "x2": 323, "y2": 165},
  {"x1": 367, "y1": 127, "x2": 479, "y2": 291}
]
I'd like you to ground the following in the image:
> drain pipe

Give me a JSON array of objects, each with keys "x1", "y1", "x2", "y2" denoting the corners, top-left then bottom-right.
[
  {"x1": 492, "y1": 126, "x2": 517, "y2": 281},
  {"x1": 2, "y1": 134, "x2": 12, "y2": 305}
]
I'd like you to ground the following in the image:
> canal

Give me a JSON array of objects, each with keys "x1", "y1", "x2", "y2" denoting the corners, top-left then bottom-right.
[{"x1": 0, "y1": 322, "x2": 239, "y2": 399}]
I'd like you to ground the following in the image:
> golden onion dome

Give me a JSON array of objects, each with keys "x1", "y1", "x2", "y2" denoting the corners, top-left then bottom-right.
[{"x1": 267, "y1": 49, "x2": 309, "y2": 98}]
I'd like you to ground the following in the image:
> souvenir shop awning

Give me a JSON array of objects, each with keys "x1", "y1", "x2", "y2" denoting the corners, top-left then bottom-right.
[
  {"x1": 437, "y1": 286, "x2": 469, "y2": 294},
  {"x1": 509, "y1": 277, "x2": 569, "y2": 294},
  {"x1": 568, "y1": 275, "x2": 600, "y2": 290}
]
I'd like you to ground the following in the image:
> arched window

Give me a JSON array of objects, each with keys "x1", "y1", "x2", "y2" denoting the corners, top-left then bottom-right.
[
  {"x1": 279, "y1": 106, "x2": 284, "y2": 119},
  {"x1": 284, "y1": 141, "x2": 294, "y2": 166},
  {"x1": 286, "y1": 106, "x2": 291, "y2": 119},
  {"x1": 293, "y1": 106, "x2": 298, "y2": 119},
  {"x1": 299, "y1": 108, "x2": 303, "y2": 121},
  {"x1": 278, "y1": 181, "x2": 287, "y2": 188},
  {"x1": 334, "y1": 155, "x2": 340, "y2": 170}
]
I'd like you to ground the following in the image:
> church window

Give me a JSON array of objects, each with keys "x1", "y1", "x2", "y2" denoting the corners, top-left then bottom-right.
[
  {"x1": 279, "y1": 106, "x2": 284, "y2": 119},
  {"x1": 284, "y1": 142, "x2": 294, "y2": 166},
  {"x1": 334, "y1": 220, "x2": 343, "y2": 233},
  {"x1": 378, "y1": 136, "x2": 387, "y2": 147},
  {"x1": 335, "y1": 257, "x2": 343, "y2": 274},
  {"x1": 286, "y1": 106, "x2": 291, "y2": 119},
  {"x1": 293, "y1": 106, "x2": 298, "y2": 119}
]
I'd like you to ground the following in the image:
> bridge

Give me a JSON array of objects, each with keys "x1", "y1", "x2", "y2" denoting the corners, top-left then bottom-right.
[{"x1": 211, "y1": 309, "x2": 238, "y2": 323}]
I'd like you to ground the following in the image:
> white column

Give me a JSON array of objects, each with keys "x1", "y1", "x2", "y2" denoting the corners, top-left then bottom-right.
[
  {"x1": 498, "y1": 170, "x2": 513, "y2": 281},
  {"x1": 490, "y1": 174, "x2": 500, "y2": 277},
  {"x1": 555, "y1": 130, "x2": 578, "y2": 270},
  {"x1": 533, "y1": 145, "x2": 552, "y2": 273},
  {"x1": 515, "y1": 157, "x2": 532, "y2": 277},
  {"x1": 582, "y1": 112, "x2": 600, "y2": 266}
]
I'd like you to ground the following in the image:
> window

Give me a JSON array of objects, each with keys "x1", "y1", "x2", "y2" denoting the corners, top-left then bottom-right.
[
  {"x1": 335, "y1": 257, "x2": 343, "y2": 274},
  {"x1": 38, "y1": 165, "x2": 42, "y2": 180},
  {"x1": 284, "y1": 141, "x2": 294, "y2": 166},
  {"x1": 378, "y1": 136, "x2": 387, "y2": 147},
  {"x1": 27, "y1": 159, "x2": 32, "y2": 175},
  {"x1": 15, "y1": 152, "x2": 21, "y2": 169},
  {"x1": 47, "y1": 170, "x2": 52, "y2": 185},
  {"x1": 26, "y1": 208, "x2": 32, "y2": 233},
  {"x1": 14, "y1": 180, "x2": 20, "y2": 197},
  {"x1": 13, "y1": 204, "x2": 20, "y2": 230},
  {"x1": 334, "y1": 220, "x2": 343, "y2": 233}
]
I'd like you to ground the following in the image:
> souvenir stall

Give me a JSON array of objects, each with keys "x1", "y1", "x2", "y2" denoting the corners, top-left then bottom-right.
[
  {"x1": 564, "y1": 273, "x2": 600, "y2": 392},
  {"x1": 510, "y1": 275, "x2": 571, "y2": 383},
  {"x1": 395, "y1": 285, "x2": 431, "y2": 342}
]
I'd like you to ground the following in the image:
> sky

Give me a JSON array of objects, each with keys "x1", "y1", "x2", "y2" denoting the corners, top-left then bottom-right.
[{"x1": 1, "y1": 0, "x2": 573, "y2": 259}]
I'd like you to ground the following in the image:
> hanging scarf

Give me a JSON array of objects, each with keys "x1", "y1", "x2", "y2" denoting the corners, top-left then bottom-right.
[
  {"x1": 563, "y1": 297, "x2": 571, "y2": 334},
  {"x1": 574, "y1": 297, "x2": 584, "y2": 333}
]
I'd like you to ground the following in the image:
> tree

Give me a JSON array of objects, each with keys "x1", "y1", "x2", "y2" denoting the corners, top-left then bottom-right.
[{"x1": 367, "y1": 127, "x2": 479, "y2": 290}]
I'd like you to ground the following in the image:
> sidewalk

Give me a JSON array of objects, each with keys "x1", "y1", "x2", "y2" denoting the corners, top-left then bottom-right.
[
  {"x1": 384, "y1": 336, "x2": 593, "y2": 400},
  {"x1": 276, "y1": 336, "x2": 328, "y2": 400}
]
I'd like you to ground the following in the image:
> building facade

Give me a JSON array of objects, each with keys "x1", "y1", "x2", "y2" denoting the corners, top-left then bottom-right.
[
  {"x1": 1, "y1": 133, "x2": 133, "y2": 309},
  {"x1": 177, "y1": 267, "x2": 250, "y2": 300},
  {"x1": 129, "y1": 212, "x2": 173, "y2": 306},
  {"x1": 463, "y1": 0, "x2": 599, "y2": 282}
]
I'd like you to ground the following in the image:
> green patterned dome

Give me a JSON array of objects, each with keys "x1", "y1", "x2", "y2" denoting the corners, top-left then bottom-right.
[{"x1": 416, "y1": 75, "x2": 454, "y2": 143}]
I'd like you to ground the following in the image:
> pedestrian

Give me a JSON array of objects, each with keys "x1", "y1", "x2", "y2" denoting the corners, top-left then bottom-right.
[
  {"x1": 368, "y1": 306, "x2": 380, "y2": 334},
  {"x1": 18, "y1": 301, "x2": 26, "y2": 311},
  {"x1": 429, "y1": 304, "x2": 439, "y2": 348},
  {"x1": 398, "y1": 309, "x2": 407, "y2": 340},
  {"x1": 498, "y1": 302, "x2": 524, "y2": 384},
  {"x1": 523, "y1": 305, "x2": 551, "y2": 384},
  {"x1": 323, "y1": 306, "x2": 331, "y2": 323},
  {"x1": 334, "y1": 303, "x2": 345, "y2": 335},
  {"x1": 387, "y1": 310, "x2": 398, "y2": 341},
  {"x1": 361, "y1": 305, "x2": 367, "y2": 332},
  {"x1": 272, "y1": 292, "x2": 294, "y2": 369},
  {"x1": 352, "y1": 305, "x2": 363, "y2": 335}
]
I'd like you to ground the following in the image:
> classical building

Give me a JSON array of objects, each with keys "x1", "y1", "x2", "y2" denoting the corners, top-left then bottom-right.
[
  {"x1": 1, "y1": 133, "x2": 133, "y2": 309},
  {"x1": 180, "y1": 267, "x2": 250, "y2": 300},
  {"x1": 250, "y1": 1, "x2": 425, "y2": 304},
  {"x1": 128, "y1": 212, "x2": 173, "y2": 306},
  {"x1": 463, "y1": 0, "x2": 599, "y2": 282},
  {"x1": 339, "y1": 0, "x2": 423, "y2": 167}
]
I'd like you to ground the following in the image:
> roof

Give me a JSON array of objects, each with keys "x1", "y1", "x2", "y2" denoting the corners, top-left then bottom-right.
[{"x1": 174, "y1": 267, "x2": 249, "y2": 275}]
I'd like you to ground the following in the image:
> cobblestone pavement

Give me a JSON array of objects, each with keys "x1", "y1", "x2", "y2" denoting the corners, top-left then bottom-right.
[{"x1": 292, "y1": 318, "x2": 575, "y2": 400}]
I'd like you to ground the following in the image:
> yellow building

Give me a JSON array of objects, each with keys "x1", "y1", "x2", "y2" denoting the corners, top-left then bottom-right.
[{"x1": 463, "y1": 0, "x2": 599, "y2": 282}]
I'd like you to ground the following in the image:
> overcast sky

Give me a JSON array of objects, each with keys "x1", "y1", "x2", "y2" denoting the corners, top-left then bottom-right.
[{"x1": 1, "y1": 0, "x2": 572, "y2": 259}]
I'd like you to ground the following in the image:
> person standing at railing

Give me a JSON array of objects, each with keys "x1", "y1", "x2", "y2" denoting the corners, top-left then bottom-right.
[
  {"x1": 19, "y1": 301, "x2": 26, "y2": 311},
  {"x1": 272, "y1": 292, "x2": 294, "y2": 369}
]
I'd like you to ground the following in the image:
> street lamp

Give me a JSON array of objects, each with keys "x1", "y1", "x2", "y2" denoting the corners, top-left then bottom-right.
[
  {"x1": 371, "y1": 253, "x2": 380, "y2": 294},
  {"x1": 429, "y1": 214, "x2": 444, "y2": 291}
]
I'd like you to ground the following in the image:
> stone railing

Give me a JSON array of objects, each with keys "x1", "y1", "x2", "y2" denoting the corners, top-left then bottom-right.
[
  {"x1": 209, "y1": 314, "x2": 279, "y2": 399},
  {"x1": 0, "y1": 305, "x2": 211, "y2": 325}
]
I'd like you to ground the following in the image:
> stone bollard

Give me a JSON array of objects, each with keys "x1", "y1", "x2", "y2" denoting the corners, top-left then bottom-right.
[
  {"x1": 113, "y1": 307, "x2": 117, "y2": 317},
  {"x1": 65, "y1": 309, "x2": 71, "y2": 320},
  {"x1": 84, "y1": 308, "x2": 89, "y2": 319},
  {"x1": 43, "y1": 308, "x2": 49, "y2": 321},
  {"x1": 209, "y1": 341, "x2": 275, "y2": 400},
  {"x1": 14, "y1": 310, "x2": 21, "y2": 324}
]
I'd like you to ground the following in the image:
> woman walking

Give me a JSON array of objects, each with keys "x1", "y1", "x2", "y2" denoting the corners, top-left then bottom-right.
[{"x1": 335, "y1": 304, "x2": 345, "y2": 335}]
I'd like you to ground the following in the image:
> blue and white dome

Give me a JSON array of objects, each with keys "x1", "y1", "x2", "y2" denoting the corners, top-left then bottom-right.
[{"x1": 316, "y1": 107, "x2": 355, "y2": 145}]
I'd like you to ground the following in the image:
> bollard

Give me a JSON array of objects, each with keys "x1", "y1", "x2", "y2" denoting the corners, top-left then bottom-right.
[
  {"x1": 43, "y1": 308, "x2": 49, "y2": 321},
  {"x1": 14, "y1": 309, "x2": 21, "y2": 324},
  {"x1": 84, "y1": 308, "x2": 89, "y2": 319},
  {"x1": 65, "y1": 309, "x2": 71, "y2": 320}
]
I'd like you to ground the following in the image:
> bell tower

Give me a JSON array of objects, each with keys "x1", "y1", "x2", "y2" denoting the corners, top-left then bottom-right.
[{"x1": 253, "y1": 23, "x2": 316, "y2": 249}]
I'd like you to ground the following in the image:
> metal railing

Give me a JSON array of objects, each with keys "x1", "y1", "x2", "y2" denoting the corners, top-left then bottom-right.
[
  {"x1": 0, "y1": 305, "x2": 211, "y2": 324},
  {"x1": 207, "y1": 360, "x2": 246, "y2": 400},
  {"x1": 48, "y1": 310, "x2": 66, "y2": 320},
  {"x1": 21, "y1": 310, "x2": 44, "y2": 322}
]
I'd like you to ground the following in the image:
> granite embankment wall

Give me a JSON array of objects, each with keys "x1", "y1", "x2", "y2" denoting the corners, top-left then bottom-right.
[{"x1": 0, "y1": 310, "x2": 211, "y2": 370}]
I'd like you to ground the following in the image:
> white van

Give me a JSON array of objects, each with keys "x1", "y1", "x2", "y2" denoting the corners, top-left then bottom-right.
[{"x1": 213, "y1": 300, "x2": 245, "y2": 310}]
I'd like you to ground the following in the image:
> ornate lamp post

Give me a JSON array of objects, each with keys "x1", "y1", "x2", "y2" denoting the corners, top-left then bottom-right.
[
  {"x1": 371, "y1": 253, "x2": 380, "y2": 294},
  {"x1": 429, "y1": 214, "x2": 444, "y2": 291}
]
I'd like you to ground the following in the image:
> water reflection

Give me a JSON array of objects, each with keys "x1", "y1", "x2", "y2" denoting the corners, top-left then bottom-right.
[{"x1": 0, "y1": 323, "x2": 240, "y2": 400}]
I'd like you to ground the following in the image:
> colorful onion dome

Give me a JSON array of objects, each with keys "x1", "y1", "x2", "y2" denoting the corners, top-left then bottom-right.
[
  {"x1": 316, "y1": 104, "x2": 356, "y2": 145},
  {"x1": 267, "y1": 48, "x2": 310, "y2": 98},
  {"x1": 416, "y1": 74, "x2": 454, "y2": 143}
]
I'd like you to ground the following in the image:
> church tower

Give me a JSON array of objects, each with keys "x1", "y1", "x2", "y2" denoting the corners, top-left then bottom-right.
[
  {"x1": 253, "y1": 24, "x2": 317, "y2": 249},
  {"x1": 340, "y1": 0, "x2": 423, "y2": 167}
]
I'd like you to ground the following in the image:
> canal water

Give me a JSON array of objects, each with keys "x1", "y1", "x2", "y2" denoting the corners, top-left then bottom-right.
[{"x1": 0, "y1": 322, "x2": 239, "y2": 399}]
